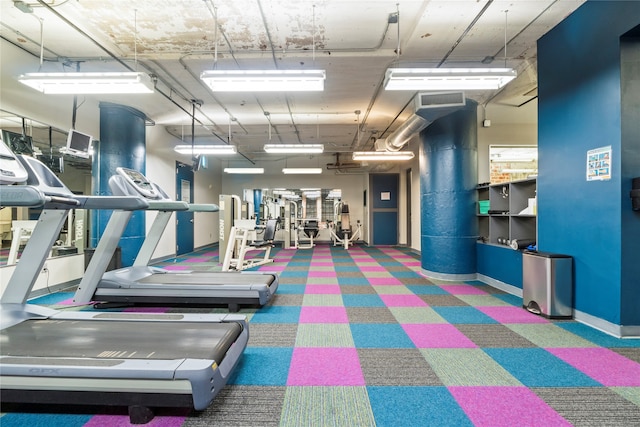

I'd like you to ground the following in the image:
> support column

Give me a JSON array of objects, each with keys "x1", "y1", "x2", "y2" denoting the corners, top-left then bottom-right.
[
  {"x1": 420, "y1": 101, "x2": 478, "y2": 279},
  {"x1": 92, "y1": 102, "x2": 148, "y2": 267}
]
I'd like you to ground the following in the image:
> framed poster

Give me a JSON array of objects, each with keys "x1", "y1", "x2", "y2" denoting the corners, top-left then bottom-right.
[{"x1": 586, "y1": 146, "x2": 611, "y2": 181}]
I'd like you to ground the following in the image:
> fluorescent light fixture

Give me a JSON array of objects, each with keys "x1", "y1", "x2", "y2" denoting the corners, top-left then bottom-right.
[
  {"x1": 174, "y1": 145, "x2": 237, "y2": 155},
  {"x1": 282, "y1": 168, "x2": 323, "y2": 174},
  {"x1": 327, "y1": 189, "x2": 342, "y2": 199},
  {"x1": 384, "y1": 68, "x2": 516, "y2": 90},
  {"x1": 18, "y1": 72, "x2": 155, "y2": 94},
  {"x1": 352, "y1": 151, "x2": 415, "y2": 161},
  {"x1": 224, "y1": 167, "x2": 264, "y2": 174},
  {"x1": 201, "y1": 69, "x2": 326, "y2": 92},
  {"x1": 264, "y1": 144, "x2": 324, "y2": 154}
]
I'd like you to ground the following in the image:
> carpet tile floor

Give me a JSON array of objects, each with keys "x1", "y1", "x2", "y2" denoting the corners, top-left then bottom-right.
[{"x1": 1, "y1": 244, "x2": 640, "y2": 426}]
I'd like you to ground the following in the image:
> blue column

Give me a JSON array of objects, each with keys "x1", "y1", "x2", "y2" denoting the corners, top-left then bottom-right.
[
  {"x1": 91, "y1": 102, "x2": 147, "y2": 267},
  {"x1": 253, "y1": 189, "x2": 263, "y2": 223},
  {"x1": 420, "y1": 101, "x2": 478, "y2": 279}
]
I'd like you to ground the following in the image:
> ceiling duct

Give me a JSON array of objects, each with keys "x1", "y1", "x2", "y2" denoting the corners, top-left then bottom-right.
[
  {"x1": 382, "y1": 91, "x2": 466, "y2": 152},
  {"x1": 326, "y1": 153, "x2": 362, "y2": 170}
]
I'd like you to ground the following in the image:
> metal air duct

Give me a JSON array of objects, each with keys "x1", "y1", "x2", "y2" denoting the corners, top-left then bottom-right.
[{"x1": 382, "y1": 91, "x2": 466, "y2": 152}]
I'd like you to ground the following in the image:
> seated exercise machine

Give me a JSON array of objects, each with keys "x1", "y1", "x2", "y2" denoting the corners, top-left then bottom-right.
[
  {"x1": 73, "y1": 167, "x2": 278, "y2": 312},
  {"x1": 222, "y1": 218, "x2": 277, "y2": 271},
  {"x1": 0, "y1": 144, "x2": 248, "y2": 424},
  {"x1": 295, "y1": 219, "x2": 319, "y2": 249},
  {"x1": 328, "y1": 202, "x2": 362, "y2": 250}
]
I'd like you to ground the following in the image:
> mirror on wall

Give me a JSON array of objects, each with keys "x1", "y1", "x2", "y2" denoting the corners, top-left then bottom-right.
[
  {"x1": 489, "y1": 145, "x2": 538, "y2": 184},
  {"x1": 0, "y1": 111, "x2": 92, "y2": 266},
  {"x1": 253, "y1": 188, "x2": 343, "y2": 223}
]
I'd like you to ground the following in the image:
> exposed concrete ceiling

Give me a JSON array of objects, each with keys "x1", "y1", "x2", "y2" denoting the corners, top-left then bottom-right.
[{"x1": 1, "y1": 0, "x2": 584, "y2": 168}]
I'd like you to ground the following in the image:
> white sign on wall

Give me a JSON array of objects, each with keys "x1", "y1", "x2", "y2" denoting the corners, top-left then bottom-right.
[{"x1": 586, "y1": 146, "x2": 611, "y2": 181}]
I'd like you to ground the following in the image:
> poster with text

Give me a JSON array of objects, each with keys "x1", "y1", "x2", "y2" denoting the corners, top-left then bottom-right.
[{"x1": 586, "y1": 146, "x2": 611, "y2": 181}]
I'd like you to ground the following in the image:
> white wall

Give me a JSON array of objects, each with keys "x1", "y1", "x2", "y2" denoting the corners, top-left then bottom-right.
[{"x1": 136, "y1": 126, "x2": 224, "y2": 260}]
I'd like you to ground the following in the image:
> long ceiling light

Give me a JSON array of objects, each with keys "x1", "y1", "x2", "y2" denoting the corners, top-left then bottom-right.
[
  {"x1": 224, "y1": 167, "x2": 264, "y2": 174},
  {"x1": 264, "y1": 144, "x2": 324, "y2": 154},
  {"x1": 174, "y1": 145, "x2": 237, "y2": 155},
  {"x1": 384, "y1": 68, "x2": 516, "y2": 91},
  {"x1": 352, "y1": 151, "x2": 415, "y2": 161},
  {"x1": 282, "y1": 168, "x2": 323, "y2": 174},
  {"x1": 201, "y1": 70, "x2": 326, "y2": 92},
  {"x1": 18, "y1": 72, "x2": 155, "y2": 94}
]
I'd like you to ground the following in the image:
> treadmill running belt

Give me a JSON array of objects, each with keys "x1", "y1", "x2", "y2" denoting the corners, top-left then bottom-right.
[
  {"x1": 137, "y1": 272, "x2": 274, "y2": 286},
  {"x1": 1, "y1": 319, "x2": 241, "y2": 362}
]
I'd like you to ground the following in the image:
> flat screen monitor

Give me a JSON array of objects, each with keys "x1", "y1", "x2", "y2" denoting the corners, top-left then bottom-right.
[{"x1": 65, "y1": 129, "x2": 92, "y2": 159}]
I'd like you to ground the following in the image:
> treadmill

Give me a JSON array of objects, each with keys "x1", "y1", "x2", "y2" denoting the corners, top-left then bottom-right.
[
  {"x1": 0, "y1": 145, "x2": 248, "y2": 424},
  {"x1": 73, "y1": 167, "x2": 278, "y2": 312}
]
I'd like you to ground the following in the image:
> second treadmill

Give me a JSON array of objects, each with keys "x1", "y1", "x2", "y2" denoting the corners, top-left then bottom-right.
[{"x1": 73, "y1": 167, "x2": 278, "y2": 311}]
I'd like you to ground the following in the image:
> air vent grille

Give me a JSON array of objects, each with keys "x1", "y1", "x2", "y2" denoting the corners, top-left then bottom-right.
[{"x1": 416, "y1": 91, "x2": 465, "y2": 109}]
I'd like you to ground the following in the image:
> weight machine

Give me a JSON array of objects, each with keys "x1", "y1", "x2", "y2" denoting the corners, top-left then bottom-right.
[
  {"x1": 328, "y1": 202, "x2": 361, "y2": 250},
  {"x1": 222, "y1": 219, "x2": 277, "y2": 271}
]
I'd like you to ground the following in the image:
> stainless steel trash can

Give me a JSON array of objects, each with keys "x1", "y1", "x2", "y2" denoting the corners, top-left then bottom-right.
[{"x1": 522, "y1": 251, "x2": 573, "y2": 318}]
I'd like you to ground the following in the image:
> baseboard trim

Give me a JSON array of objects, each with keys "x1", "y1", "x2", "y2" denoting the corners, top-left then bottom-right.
[{"x1": 421, "y1": 269, "x2": 477, "y2": 281}]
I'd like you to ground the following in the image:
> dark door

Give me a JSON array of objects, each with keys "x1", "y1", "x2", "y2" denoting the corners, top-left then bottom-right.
[
  {"x1": 370, "y1": 173, "x2": 399, "y2": 245},
  {"x1": 176, "y1": 161, "x2": 194, "y2": 255}
]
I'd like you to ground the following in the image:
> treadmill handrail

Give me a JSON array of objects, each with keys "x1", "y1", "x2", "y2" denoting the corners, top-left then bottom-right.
[
  {"x1": 0, "y1": 186, "x2": 46, "y2": 208},
  {"x1": 75, "y1": 195, "x2": 149, "y2": 210},
  {"x1": 147, "y1": 200, "x2": 190, "y2": 211},
  {"x1": 188, "y1": 203, "x2": 219, "y2": 212}
]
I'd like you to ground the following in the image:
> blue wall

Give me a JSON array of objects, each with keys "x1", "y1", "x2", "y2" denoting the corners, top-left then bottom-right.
[{"x1": 537, "y1": 1, "x2": 640, "y2": 326}]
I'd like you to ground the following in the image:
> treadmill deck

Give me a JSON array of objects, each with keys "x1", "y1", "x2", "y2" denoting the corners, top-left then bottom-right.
[
  {"x1": 137, "y1": 271, "x2": 274, "y2": 286},
  {"x1": 1, "y1": 318, "x2": 241, "y2": 362}
]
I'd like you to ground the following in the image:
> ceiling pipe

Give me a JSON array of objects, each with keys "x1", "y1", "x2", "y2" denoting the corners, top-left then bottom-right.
[
  {"x1": 381, "y1": 92, "x2": 466, "y2": 152},
  {"x1": 383, "y1": 114, "x2": 429, "y2": 151}
]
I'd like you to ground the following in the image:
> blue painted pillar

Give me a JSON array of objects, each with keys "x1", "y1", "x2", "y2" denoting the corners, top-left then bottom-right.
[
  {"x1": 420, "y1": 101, "x2": 478, "y2": 279},
  {"x1": 253, "y1": 189, "x2": 263, "y2": 223},
  {"x1": 91, "y1": 102, "x2": 147, "y2": 267}
]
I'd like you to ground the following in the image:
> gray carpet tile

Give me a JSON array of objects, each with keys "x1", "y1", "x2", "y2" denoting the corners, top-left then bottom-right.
[
  {"x1": 346, "y1": 307, "x2": 398, "y2": 323},
  {"x1": 284, "y1": 266, "x2": 314, "y2": 271},
  {"x1": 357, "y1": 348, "x2": 443, "y2": 386},
  {"x1": 339, "y1": 285, "x2": 377, "y2": 294},
  {"x1": 472, "y1": 284, "x2": 509, "y2": 295},
  {"x1": 181, "y1": 385, "x2": 286, "y2": 427},
  {"x1": 335, "y1": 271, "x2": 367, "y2": 278},
  {"x1": 419, "y1": 294, "x2": 471, "y2": 306},
  {"x1": 278, "y1": 277, "x2": 307, "y2": 284},
  {"x1": 247, "y1": 324, "x2": 299, "y2": 347},
  {"x1": 455, "y1": 324, "x2": 538, "y2": 348},
  {"x1": 532, "y1": 387, "x2": 640, "y2": 427},
  {"x1": 268, "y1": 294, "x2": 304, "y2": 307},
  {"x1": 611, "y1": 348, "x2": 640, "y2": 364},
  {"x1": 382, "y1": 265, "x2": 413, "y2": 272},
  {"x1": 395, "y1": 277, "x2": 437, "y2": 285}
]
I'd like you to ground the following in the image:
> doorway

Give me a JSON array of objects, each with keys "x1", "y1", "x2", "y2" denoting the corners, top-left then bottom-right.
[{"x1": 175, "y1": 161, "x2": 194, "y2": 255}]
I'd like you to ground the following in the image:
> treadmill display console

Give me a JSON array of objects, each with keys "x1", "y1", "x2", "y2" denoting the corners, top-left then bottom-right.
[
  {"x1": 0, "y1": 138, "x2": 28, "y2": 184},
  {"x1": 117, "y1": 167, "x2": 158, "y2": 199}
]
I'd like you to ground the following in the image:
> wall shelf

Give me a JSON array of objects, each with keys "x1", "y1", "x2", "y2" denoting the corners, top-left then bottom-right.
[{"x1": 477, "y1": 178, "x2": 537, "y2": 248}]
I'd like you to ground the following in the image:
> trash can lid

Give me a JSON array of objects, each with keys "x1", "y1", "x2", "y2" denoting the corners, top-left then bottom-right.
[
  {"x1": 523, "y1": 250, "x2": 572, "y2": 258},
  {"x1": 523, "y1": 251, "x2": 572, "y2": 258}
]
